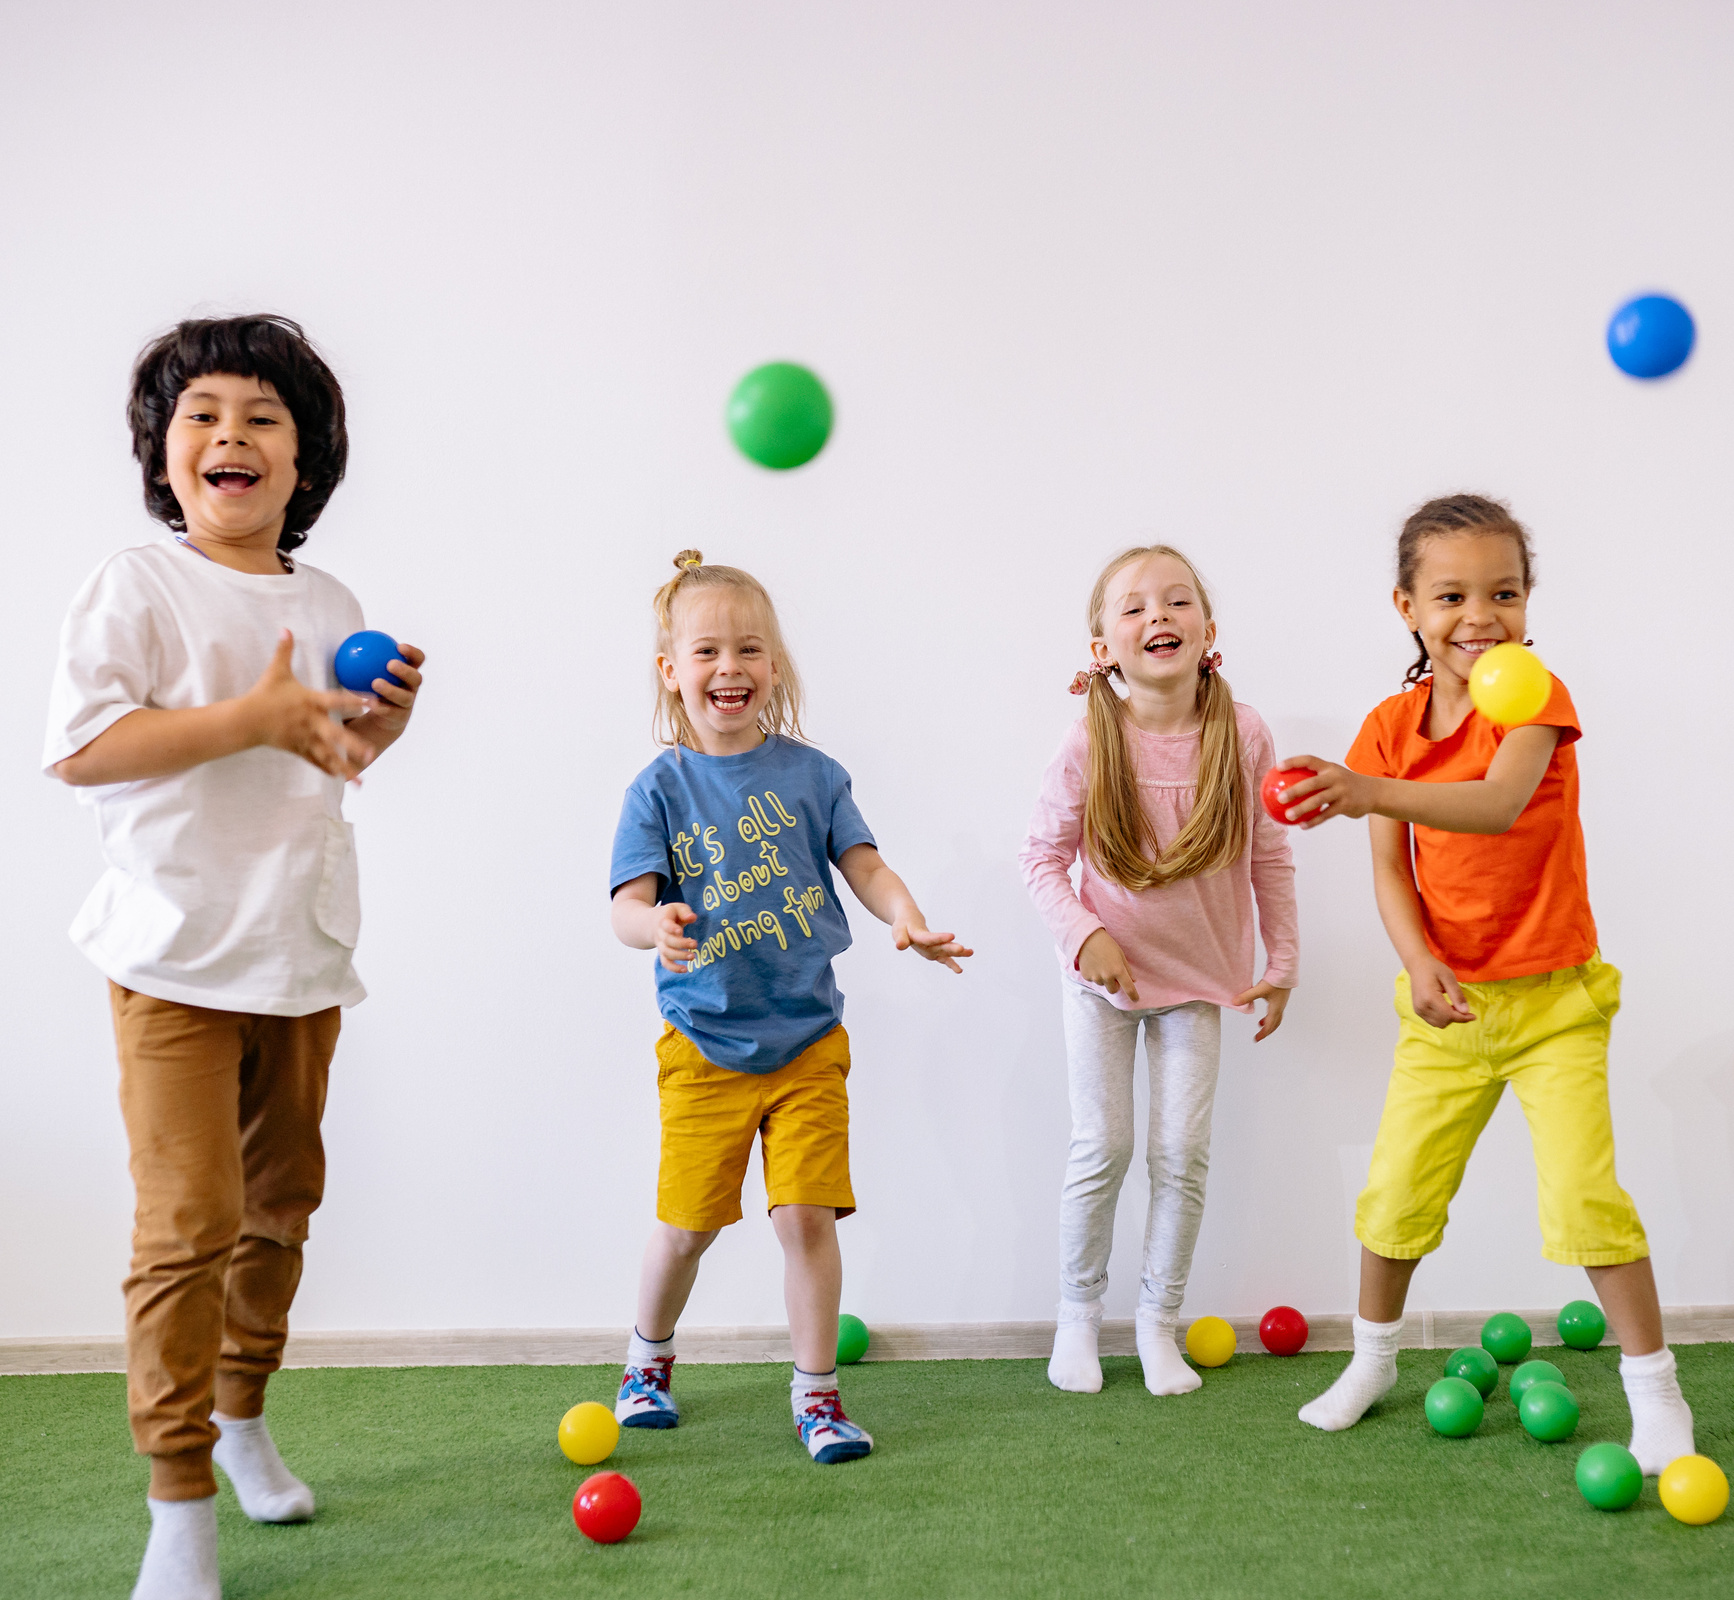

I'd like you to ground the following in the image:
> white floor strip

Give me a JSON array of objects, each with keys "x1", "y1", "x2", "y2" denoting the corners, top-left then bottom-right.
[{"x1": 3, "y1": 1306, "x2": 1730, "y2": 1376}]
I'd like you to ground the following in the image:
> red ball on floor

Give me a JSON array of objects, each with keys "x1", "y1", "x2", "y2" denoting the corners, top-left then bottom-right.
[
  {"x1": 1259, "y1": 1305, "x2": 1308, "y2": 1356},
  {"x1": 573, "y1": 1471, "x2": 642, "y2": 1544}
]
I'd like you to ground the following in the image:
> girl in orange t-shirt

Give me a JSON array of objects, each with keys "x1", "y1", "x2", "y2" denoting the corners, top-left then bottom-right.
[{"x1": 1270, "y1": 494, "x2": 1695, "y2": 1473}]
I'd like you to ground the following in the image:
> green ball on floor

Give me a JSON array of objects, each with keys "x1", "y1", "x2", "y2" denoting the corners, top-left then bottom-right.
[
  {"x1": 1443, "y1": 1346, "x2": 1499, "y2": 1398},
  {"x1": 1518, "y1": 1381, "x2": 1579, "y2": 1442},
  {"x1": 1424, "y1": 1376, "x2": 1485, "y2": 1437},
  {"x1": 1557, "y1": 1300, "x2": 1607, "y2": 1350},
  {"x1": 1508, "y1": 1360, "x2": 1565, "y2": 1407},
  {"x1": 1480, "y1": 1312, "x2": 1532, "y2": 1363},
  {"x1": 1576, "y1": 1442, "x2": 1643, "y2": 1511},
  {"x1": 837, "y1": 1314, "x2": 871, "y2": 1365}
]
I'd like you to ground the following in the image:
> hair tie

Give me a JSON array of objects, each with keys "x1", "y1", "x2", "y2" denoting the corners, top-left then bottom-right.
[
  {"x1": 1199, "y1": 651, "x2": 1222, "y2": 677},
  {"x1": 1069, "y1": 661, "x2": 1116, "y2": 695},
  {"x1": 683, "y1": 558, "x2": 701, "y2": 569}
]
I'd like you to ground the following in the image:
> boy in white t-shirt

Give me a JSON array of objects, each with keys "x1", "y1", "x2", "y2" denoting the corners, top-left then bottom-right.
[{"x1": 43, "y1": 316, "x2": 426, "y2": 1600}]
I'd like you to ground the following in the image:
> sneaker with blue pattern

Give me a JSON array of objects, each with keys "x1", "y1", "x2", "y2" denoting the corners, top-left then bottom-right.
[
  {"x1": 795, "y1": 1389, "x2": 873, "y2": 1464},
  {"x1": 615, "y1": 1356, "x2": 679, "y2": 1429}
]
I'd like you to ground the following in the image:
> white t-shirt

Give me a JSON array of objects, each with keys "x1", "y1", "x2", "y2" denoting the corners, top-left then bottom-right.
[{"x1": 43, "y1": 537, "x2": 369, "y2": 1016}]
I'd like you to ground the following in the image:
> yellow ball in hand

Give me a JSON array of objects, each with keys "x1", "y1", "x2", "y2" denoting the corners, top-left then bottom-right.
[
  {"x1": 1185, "y1": 1315, "x2": 1237, "y2": 1368},
  {"x1": 558, "y1": 1401, "x2": 620, "y2": 1466},
  {"x1": 1659, "y1": 1454, "x2": 1729, "y2": 1525},
  {"x1": 1467, "y1": 642, "x2": 1551, "y2": 726}
]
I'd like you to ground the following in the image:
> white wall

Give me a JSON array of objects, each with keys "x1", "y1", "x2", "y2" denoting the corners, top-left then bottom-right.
[{"x1": 3, "y1": 1, "x2": 1731, "y2": 1340}]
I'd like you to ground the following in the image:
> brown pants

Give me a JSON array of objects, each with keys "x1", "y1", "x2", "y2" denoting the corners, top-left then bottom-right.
[{"x1": 111, "y1": 983, "x2": 339, "y2": 1500}]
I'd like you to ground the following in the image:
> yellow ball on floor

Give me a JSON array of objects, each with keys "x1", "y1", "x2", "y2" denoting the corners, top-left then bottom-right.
[
  {"x1": 1658, "y1": 1455, "x2": 1729, "y2": 1526},
  {"x1": 1185, "y1": 1316, "x2": 1236, "y2": 1368},
  {"x1": 558, "y1": 1401, "x2": 620, "y2": 1466}
]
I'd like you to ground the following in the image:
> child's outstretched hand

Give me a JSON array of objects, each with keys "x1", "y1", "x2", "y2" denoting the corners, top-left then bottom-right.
[
  {"x1": 1078, "y1": 929, "x2": 1139, "y2": 1003},
  {"x1": 1233, "y1": 981, "x2": 1290, "y2": 1041},
  {"x1": 243, "y1": 630, "x2": 372, "y2": 780},
  {"x1": 1270, "y1": 757, "x2": 1375, "y2": 828},
  {"x1": 1407, "y1": 957, "x2": 1476, "y2": 1029},
  {"x1": 654, "y1": 903, "x2": 700, "y2": 973},
  {"x1": 894, "y1": 920, "x2": 973, "y2": 974}
]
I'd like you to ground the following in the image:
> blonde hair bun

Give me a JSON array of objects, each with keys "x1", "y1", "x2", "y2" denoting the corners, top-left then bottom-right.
[{"x1": 673, "y1": 549, "x2": 704, "y2": 570}]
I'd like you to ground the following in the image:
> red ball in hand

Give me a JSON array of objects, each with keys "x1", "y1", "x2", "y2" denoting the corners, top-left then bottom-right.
[
  {"x1": 573, "y1": 1471, "x2": 641, "y2": 1544},
  {"x1": 1260, "y1": 767, "x2": 1316, "y2": 826},
  {"x1": 1259, "y1": 1305, "x2": 1308, "y2": 1356}
]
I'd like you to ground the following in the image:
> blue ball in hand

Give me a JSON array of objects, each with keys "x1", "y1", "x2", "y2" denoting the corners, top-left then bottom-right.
[
  {"x1": 1606, "y1": 293, "x2": 1695, "y2": 379},
  {"x1": 334, "y1": 630, "x2": 406, "y2": 694}
]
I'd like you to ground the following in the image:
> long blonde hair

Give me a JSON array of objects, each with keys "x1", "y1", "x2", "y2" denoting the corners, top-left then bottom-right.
[
  {"x1": 1080, "y1": 545, "x2": 1247, "y2": 889},
  {"x1": 652, "y1": 550, "x2": 808, "y2": 749}
]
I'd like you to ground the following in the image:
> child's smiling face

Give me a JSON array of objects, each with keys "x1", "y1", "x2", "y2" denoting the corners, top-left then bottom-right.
[
  {"x1": 1396, "y1": 532, "x2": 1530, "y2": 691},
  {"x1": 658, "y1": 590, "x2": 780, "y2": 754},
  {"x1": 1094, "y1": 551, "x2": 1215, "y2": 695},
  {"x1": 162, "y1": 373, "x2": 304, "y2": 546}
]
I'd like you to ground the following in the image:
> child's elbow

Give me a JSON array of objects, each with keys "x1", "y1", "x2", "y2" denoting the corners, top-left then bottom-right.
[
  {"x1": 52, "y1": 753, "x2": 95, "y2": 787},
  {"x1": 1485, "y1": 801, "x2": 1526, "y2": 835}
]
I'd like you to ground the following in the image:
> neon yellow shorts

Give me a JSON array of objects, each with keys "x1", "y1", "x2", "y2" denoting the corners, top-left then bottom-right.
[
  {"x1": 655, "y1": 1023, "x2": 855, "y2": 1232},
  {"x1": 1355, "y1": 957, "x2": 1648, "y2": 1267}
]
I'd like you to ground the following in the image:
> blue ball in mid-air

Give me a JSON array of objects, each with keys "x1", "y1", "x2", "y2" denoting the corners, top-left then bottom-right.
[
  {"x1": 334, "y1": 630, "x2": 407, "y2": 693},
  {"x1": 1606, "y1": 293, "x2": 1695, "y2": 379}
]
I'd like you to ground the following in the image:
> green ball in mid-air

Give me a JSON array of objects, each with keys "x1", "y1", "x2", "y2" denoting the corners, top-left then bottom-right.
[
  {"x1": 726, "y1": 362, "x2": 833, "y2": 470},
  {"x1": 837, "y1": 1313, "x2": 870, "y2": 1366},
  {"x1": 1480, "y1": 1312, "x2": 1532, "y2": 1364},
  {"x1": 1424, "y1": 1376, "x2": 1485, "y2": 1437},
  {"x1": 1443, "y1": 1346, "x2": 1499, "y2": 1398},
  {"x1": 1508, "y1": 1359, "x2": 1566, "y2": 1407},
  {"x1": 1576, "y1": 1442, "x2": 1644, "y2": 1511},
  {"x1": 1557, "y1": 1300, "x2": 1607, "y2": 1351},
  {"x1": 1519, "y1": 1380, "x2": 1579, "y2": 1442}
]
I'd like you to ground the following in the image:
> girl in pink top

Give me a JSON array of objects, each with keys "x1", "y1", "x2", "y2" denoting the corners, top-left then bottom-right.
[{"x1": 1020, "y1": 544, "x2": 1299, "y2": 1396}]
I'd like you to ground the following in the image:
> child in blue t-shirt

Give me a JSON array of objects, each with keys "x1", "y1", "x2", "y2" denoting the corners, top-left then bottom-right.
[{"x1": 609, "y1": 550, "x2": 971, "y2": 1464}]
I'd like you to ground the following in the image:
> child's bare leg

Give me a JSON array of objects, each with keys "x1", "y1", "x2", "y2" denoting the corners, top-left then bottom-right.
[
  {"x1": 1358, "y1": 1247, "x2": 1420, "y2": 1323},
  {"x1": 1298, "y1": 1247, "x2": 1413, "y2": 1432},
  {"x1": 1587, "y1": 1255, "x2": 1694, "y2": 1472},
  {"x1": 635, "y1": 1223, "x2": 719, "y2": 1341},
  {"x1": 1586, "y1": 1257, "x2": 1662, "y2": 1355},
  {"x1": 617, "y1": 1224, "x2": 718, "y2": 1429},
  {"x1": 770, "y1": 1204, "x2": 841, "y2": 1373},
  {"x1": 772, "y1": 1204, "x2": 872, "y2": 1464}
]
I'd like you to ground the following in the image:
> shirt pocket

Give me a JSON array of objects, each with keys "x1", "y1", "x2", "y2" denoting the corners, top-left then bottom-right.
[{"x1": 314, "y1": 818, "x2": 362, "y2": 949}]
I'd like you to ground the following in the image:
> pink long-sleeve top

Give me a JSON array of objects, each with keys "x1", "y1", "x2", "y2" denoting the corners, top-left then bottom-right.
[{"x1": 1019, "y1": 702, "x2": 1300, "y2": 1012}]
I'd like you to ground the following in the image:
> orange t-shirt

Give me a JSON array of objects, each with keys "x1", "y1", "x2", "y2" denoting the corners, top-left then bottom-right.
[{"x1": 1345, "y1": 676, "x2": 1596, "y2": 983}]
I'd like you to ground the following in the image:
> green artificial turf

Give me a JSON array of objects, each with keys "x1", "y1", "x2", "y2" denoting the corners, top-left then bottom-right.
[{"x1": 2, "y1": 1345, "x2": 1729, "y2": 1599}]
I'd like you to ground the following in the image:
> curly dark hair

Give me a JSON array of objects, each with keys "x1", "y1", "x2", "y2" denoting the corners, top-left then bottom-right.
[
  {"x1": 127, "y1": 315, "x2": 347, "y2": 553},
  {"x1": 1395, "y1": 493, "x2": 1536, "y2": 687}
]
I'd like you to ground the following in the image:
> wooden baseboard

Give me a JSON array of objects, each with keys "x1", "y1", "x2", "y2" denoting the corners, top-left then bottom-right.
[{"x1": 4, "y1": 1306, "x2": 1730, "y2": 1376}]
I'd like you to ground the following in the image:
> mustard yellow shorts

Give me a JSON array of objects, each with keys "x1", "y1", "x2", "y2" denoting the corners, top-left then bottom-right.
[
  {"x1": 655, "y1": 1023, "x2": 855, "y2": 1231},
  {"x1": 1355, "y1": 957, "x2": 1648, "y2": 1267}
]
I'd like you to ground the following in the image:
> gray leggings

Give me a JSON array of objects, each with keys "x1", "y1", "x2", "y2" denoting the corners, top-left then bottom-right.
[{"x1": 1057, "y1": 981, "x2": 1223, "y2": 1315}]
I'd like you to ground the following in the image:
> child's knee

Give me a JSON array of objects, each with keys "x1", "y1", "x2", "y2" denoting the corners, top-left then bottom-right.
[
  {"x1": 769, "y1": 1203, "x2": 836, "y2": 1251},
  {"x1": 1068, "y1": 1126, "x2": 1134, "y2": 1183},
  {"x1": 658, "y1": 1223, "x2": 719, "y2": 1262}
]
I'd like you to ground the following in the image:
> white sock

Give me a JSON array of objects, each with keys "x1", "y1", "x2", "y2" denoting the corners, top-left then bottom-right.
[
  {"x1": 1621, "y1": 1348, "x2": 1696, "y2": 1475},
  {"x1": 627, "y1": 1328, "x2": 675, "y2": 1367},
  {"x1": 791, "y1": 1366, "x2": 839, "y2": 1413},
  {"x1": 1298, "y1": 1315, "x2": 1402, "y2": 1432},
  {"x1": 1136, "y1": 1308, "x2": 1201, "y2": 1396},
  {"x1": 133, "y1": 1495, "x2": 220, "y2": 1600},
  {"x1": 212, "y1": 1412, "x2": 315, "y2": 1523},
  {"x1": 1047, "y1": 1299, "x2": 1103, "y2": 1393}
]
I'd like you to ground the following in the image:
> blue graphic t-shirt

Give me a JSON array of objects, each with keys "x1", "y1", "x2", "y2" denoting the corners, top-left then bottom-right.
[{"x1": 609, "y1": 737, "x2": 877, "y2": 1073}]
